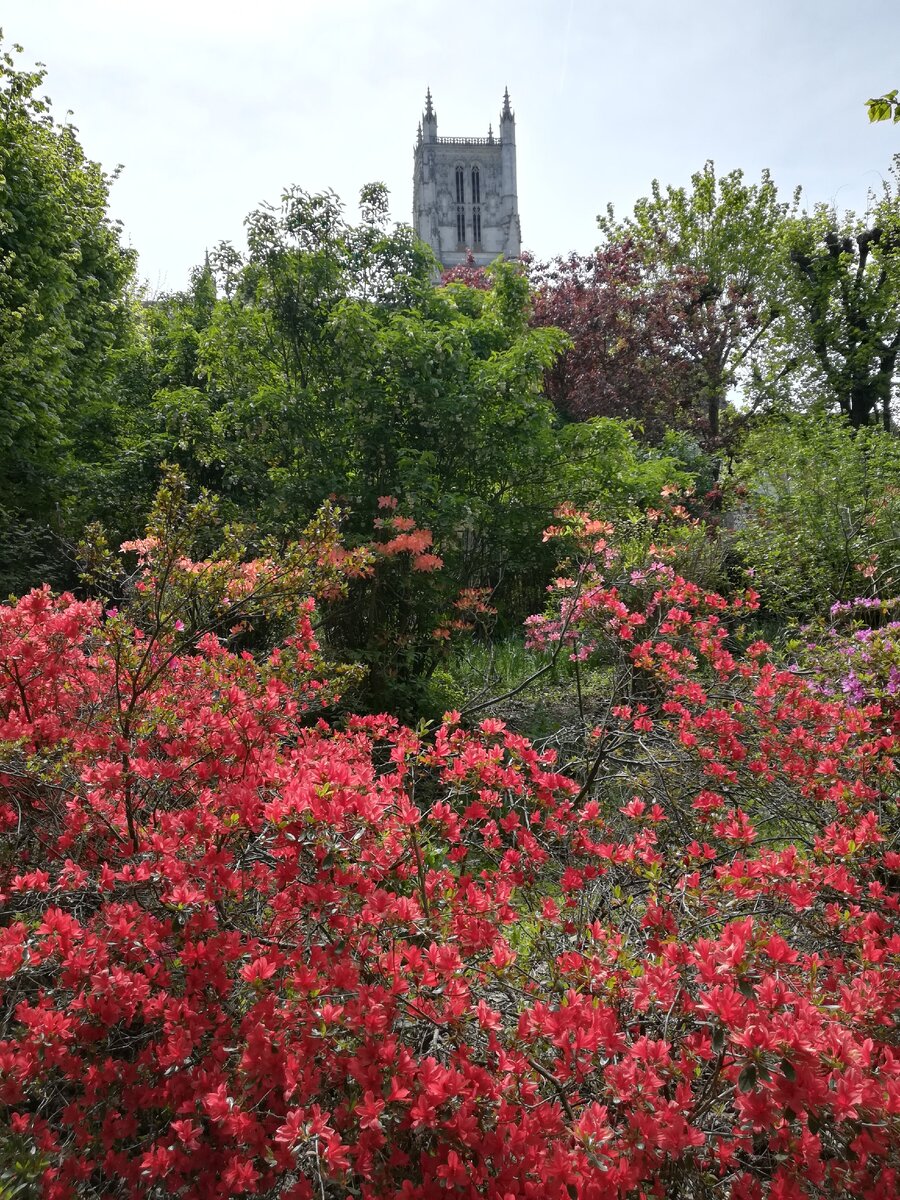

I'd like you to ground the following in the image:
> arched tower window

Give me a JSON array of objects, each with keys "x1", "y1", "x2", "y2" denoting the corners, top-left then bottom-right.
[
  {"x1": 471, "y1": 166, "x2": 481, "y2": 246},
  {"x1": 455, "y1": 166, "x2": 466, "y2": 246}
]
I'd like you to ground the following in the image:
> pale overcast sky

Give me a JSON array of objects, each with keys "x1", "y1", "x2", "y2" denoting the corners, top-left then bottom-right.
[{"x1": 4, "y1": 0, "x2": 899, "y2": 292}]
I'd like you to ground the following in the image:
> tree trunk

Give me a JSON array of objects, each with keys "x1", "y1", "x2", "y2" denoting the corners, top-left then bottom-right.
[
  {"x1": 707, "y1": 386, "x2": 720, "y2": 440},
  {"x1": 878, "y1": 352, "x2": 895, "y2": 432}
]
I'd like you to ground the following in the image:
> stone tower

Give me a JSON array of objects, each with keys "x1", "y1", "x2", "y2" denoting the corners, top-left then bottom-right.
[{"x1": 412, "y1": 88, "x2": 521, "y2": 269}]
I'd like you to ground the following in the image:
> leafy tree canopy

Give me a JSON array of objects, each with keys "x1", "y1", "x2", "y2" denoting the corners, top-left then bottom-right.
[
  {"x1": 779, "y1": 161, "x2": 900, "y2": 430},
  {"x1": 599, "y1": 162, "x2": 799, "y2": 439},
  {"x1": 529, "y1": 245, "x2": 708, "y2": 441},
  {"x1": 126, "y1": 188, "x2": 575, "y2": 708},
  {"x1": 0, "y1": 33, "x2": 135, "y2": 588}
]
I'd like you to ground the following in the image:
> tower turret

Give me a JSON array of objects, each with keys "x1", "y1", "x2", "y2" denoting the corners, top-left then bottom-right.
[{"x1": 499, "y1": 87, "x2": 519, "y2": 258}]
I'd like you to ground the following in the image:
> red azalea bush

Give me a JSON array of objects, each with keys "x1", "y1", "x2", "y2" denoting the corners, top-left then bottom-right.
[{"x1": 2, "y1": 500, "x2": 900, "y2": 1198}]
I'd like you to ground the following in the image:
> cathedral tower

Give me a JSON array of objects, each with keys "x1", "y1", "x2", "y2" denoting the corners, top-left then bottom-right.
[{"x1": 412, "y1": 88, "x2": 521, "y2": 269}]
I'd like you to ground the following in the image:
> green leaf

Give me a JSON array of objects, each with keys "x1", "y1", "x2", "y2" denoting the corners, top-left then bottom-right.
[
  {"x1": 867, "y1": 95, "x2": 897, "y2": 122},
  {"x1": 738, "y1": 1065, "x2": 757, "y2": 1093}
]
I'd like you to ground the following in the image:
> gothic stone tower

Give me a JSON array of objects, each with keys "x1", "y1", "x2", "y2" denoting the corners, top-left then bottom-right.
[{"x1": 413, "y1": 88, "x2": 521, "y2": 269}]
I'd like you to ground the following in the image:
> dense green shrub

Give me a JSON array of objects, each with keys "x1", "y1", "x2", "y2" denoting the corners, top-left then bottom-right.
[{"x1": 730, "y1": 414, "x2": 900, "y2": 615}]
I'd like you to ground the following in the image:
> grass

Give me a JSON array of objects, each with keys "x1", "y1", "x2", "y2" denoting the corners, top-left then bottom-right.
[{"x1": 428, "y1": 635, "x2": 613, "y2": 748}]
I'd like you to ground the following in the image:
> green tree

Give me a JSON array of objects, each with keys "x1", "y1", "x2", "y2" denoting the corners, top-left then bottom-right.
[
  {"x1": 148, "y1": 186, "x2": 568, "y2": 710},
  {"x1": 58, "y1": 264, "x2": 222, "y2": 558},
  {"x1": 599, "y1": 162, "x2": 797, "y2": 440},
  {"x1": 556, "y1": 417, "x2": 695, "y2": 514},
  {"x1": 190, "y1": 188, "x2": 563, "y2": 546},
  {"x1": 0, "y1": 35, "x2": 135, "y2": 591},
  {"x1": 781, "y1": 165, "x2": 900, "y2": 430}
]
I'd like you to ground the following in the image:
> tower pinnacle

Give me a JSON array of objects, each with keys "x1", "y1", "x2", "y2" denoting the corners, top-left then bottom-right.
[
  {"x1": 501, "y1": 87, "x2": 513, "y2": 121},
  {"x1": 422, "y1": 87, "x2": 438, "y2": 142}
]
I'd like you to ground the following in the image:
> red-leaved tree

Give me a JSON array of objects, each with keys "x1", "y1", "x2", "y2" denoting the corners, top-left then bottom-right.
[
  {"x1": 440, "y1": 250, "x2": 492, "y2": 291},
  {"x1": 528, "y1": 244, "x2": 712, "y2": 441}
]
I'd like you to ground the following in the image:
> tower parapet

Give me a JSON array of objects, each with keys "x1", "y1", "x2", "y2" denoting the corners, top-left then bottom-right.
[{"x1": 412, "y1": 88, "x2": 521, "y2": 269}]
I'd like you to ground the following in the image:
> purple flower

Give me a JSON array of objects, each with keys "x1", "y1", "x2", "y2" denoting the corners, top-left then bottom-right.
[{"x1": 840, "y1": 671, "x2": 867, "y2": 704}]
